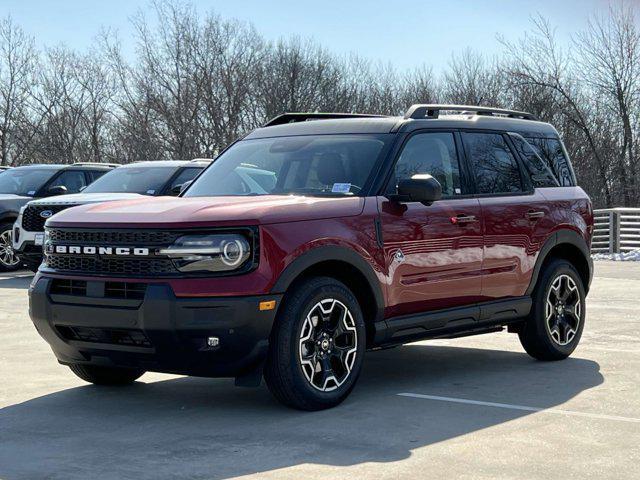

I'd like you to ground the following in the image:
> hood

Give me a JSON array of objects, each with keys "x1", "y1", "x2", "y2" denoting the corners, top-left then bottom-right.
[
  {"x1": 28, "y1": 192, "x2": 145, "y2": 206},
  {"x1": 0, "y1": 194, "x2": 32, "y2": 215},
  {"x1": 48, "y1": 195, "x2": 366, "y2": 228}
]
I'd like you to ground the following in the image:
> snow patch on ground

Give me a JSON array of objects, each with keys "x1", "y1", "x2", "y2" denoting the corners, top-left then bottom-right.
[{"x1": 592, "y1": 249, "x2": 640, "y2": 261}]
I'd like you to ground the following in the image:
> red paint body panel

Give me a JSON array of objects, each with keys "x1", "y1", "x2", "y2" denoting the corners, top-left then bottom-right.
[
  {"x1": 41, "y1": 188, "x2": 592, "y2": 318},
  {"x1": 47, "y1": 195, "x2": 366, "y2": 228},
  {"x1": 378, "y1": 197, "x2": 483, "y2": 317}
]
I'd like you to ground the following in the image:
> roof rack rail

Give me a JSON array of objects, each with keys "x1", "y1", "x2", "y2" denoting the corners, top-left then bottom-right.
[
  {"x1": 190, "y1": 158, "x2": 213, "y2": 163},
  {"x1": 264, "y1": 112, "x2": 387, "y2": 127},
  {"x1": 72, "y1": 162, "x2": 120, "y2": 168},
  {"x1": 404, "y1": 104, "x2": 538, "y2": 121}
]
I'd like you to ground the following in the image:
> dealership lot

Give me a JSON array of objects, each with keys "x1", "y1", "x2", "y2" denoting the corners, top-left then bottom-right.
[{"x1": 1, "y1": 262, "x2": 639, "y2": 480}]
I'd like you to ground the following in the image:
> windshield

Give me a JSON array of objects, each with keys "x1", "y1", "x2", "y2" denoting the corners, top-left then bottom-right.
[
  {"x1": 83, "y1": 166, "x2": 178, "y2": 194},
  {"x1": 184, "y1": 135, "x2": 389, "y2": 197},
  {"x1": 0, "y1": 168, "x2": 56, "y2": 196}
]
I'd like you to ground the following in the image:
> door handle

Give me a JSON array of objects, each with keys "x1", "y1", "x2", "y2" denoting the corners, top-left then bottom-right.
[
  {"x1": 451, "y1": 214, "x2": 478, "y2": 224},
  {"x1": 525, "y1": 210, "x2": 545, "y2": 220}
]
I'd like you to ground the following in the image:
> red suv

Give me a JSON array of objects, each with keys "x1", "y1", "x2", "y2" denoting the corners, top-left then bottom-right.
[{"x1": 29, "y1": 105, "x2": 593, "y2": 410}]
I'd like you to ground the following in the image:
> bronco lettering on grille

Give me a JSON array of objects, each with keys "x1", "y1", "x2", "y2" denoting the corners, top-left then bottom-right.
[{"x1": 45, "y1": 245, "x2": 151, "y2": 256}]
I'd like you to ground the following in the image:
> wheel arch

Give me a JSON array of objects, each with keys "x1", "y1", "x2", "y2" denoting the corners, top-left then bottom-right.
[
  {"x1": 526, "y1": 229, "x2": 593, "y2": 296},
  {"x1": 0, "y1": 213, "x2": 18, "y2": 226},
  {"x1": 270, "y1": 246, "x2": 385, "y2": 347}
]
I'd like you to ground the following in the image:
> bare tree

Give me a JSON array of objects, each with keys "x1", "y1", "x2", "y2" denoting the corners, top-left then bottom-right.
[
  {"x1": 575, "y1": 3, "x2": 640, "y2": 205},
  {"x1": 0, "y1": 16, "x2": 36, "y2": 166}
]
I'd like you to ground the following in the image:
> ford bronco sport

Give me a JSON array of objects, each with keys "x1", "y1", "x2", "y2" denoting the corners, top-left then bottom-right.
[{"x1": 29, "y1": 105, "x2": 593, "y2": 410}]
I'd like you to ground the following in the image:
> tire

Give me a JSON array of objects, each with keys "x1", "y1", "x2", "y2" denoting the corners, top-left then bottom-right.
[
  {"x1": 68, "y1": 364, "x2": 145, "y2": 385},
  {"x1": 264, "y1": 276, "x2": 366, "y2": 410},
  {"x1": 0, "y1": 223, "x2": 20, "y2": 272},
  {"x1": 519, "y1": 259, "x2": 586, "y2": 361}
]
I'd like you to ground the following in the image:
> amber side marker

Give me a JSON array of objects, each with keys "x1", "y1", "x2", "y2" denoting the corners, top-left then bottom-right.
[{"x1": 259, "y1": 300, "x2": 277, "y2": 311}]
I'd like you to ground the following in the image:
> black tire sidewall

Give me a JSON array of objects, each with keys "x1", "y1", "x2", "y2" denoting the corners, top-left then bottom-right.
[
  {"x1": 526, "y1": 259, "x2": 586, "y2": 357},
  {"x1": 270, "y1": 277, "x2": 366, "y2": 408}
]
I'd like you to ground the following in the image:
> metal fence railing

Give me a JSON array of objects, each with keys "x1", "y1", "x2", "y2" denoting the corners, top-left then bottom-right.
[{"x1": 591, "y1": 208, "x2": 640, "y2": 254}]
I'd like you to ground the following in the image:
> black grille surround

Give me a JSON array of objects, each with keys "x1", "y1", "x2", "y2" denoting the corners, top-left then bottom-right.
[
  {"x1": 42, "y1": 227, "x2": 259, "y2": 278},
  {"x1": 22, "y1": 204, "x2": 76, "y2": 232}
]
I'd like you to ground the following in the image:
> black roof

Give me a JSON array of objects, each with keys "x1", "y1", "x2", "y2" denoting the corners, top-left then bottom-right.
[{"x1": 246, "y1": 107, "x2": 560, "y2": 140}]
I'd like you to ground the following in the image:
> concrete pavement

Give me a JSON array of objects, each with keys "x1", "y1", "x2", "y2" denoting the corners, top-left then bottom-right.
[{"x1": 0, "y1": 261, "x2": 638, "y2": 479}]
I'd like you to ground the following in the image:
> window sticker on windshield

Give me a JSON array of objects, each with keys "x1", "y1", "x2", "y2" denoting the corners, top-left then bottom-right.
[
  {"x1": 146, "y1": 189, "x2": 155, "y2": 194},
  {"x1": 27, "y1": 190, "x2": 36, "y2": 195},
  {"x1": 331, "y1": 183, "x2": 351, "y2": 193}
]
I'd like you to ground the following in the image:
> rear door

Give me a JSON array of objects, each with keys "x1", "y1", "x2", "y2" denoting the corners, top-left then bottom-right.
[
  {"x1": 379, "y1": 131, "x2": 483, "y2": 318},
  {"x1": 461, "y1": 131, "x2": 551, "y2": 300}
]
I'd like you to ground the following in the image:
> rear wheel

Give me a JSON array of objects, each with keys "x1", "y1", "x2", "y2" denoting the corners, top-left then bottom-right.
[
  {"x1": 0, "y1": 223, "x2": 20, "y2": 272},
  {"x1": 519, "y1": 259, "x2": 585, "y2": 360},
  {"x1": 264, "y1": 277, "x2": 366, "y2": 410},
  {"x1": 68, "y1": 364, "x2": 145, "y2": 385}
]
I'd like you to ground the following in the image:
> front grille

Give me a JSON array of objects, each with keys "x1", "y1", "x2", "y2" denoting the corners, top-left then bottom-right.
[
  {"x1": 46, "y1": 255, "x2": 176, "y2": 276},
  {"x1": 49, "y1": 279, "x2": 148, "y2": 300},
  {"x1": 56, "y1": 326, "x2": 152, "y2": 347},
  {"x1": 105, "y1": 282, "x2": 147, "y2": 300},
  {"x1": 22, "y1": 205, "x2": 73, "y2": 232},
  {"x1": 50, "y1": 279, "x2": 87, "y2": 296},
  {"x1": 47, "y1": 229, "x2": 180, "y2": 245},
  {"x1": 44, "y1": 228, "x2": 181, "y2": 276}
]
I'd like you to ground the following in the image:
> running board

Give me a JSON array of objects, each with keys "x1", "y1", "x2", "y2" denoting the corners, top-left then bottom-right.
[{"x1": 374, "y1": 296, "x2": 531, "y2": 346}]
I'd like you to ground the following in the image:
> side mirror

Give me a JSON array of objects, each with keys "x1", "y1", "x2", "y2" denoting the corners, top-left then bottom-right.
[
  {"x1": 396, "y1": 174, "x2": 442, "y2": 205},
  {"x1": 47, "y1": 185, "x2": 68, "y2": 196},
  {"x1": 170, "y1": 183, "x2": 183, "y2": 195}
]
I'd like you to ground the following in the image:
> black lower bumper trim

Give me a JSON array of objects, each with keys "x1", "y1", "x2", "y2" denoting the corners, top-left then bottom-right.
[{"x1": 29, "y1": 276, "x2": 282, "y2": 377}]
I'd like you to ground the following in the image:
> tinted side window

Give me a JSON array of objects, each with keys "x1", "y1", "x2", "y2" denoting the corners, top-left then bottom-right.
[
  {"x1": 509, "y1": 134, "x2": 559, "y2": 188},
  {"x1": 463, "y1": 133, "x2": 522, "y2": 194},
  {"x1": 87, "y1": 170, "x2": 108, "y2": 183},
  {"x1": 50, "y1": 170, "x2": 88, "y2": 194},
  {"x1": 168, "y1": 168, "x2": 202, "y2": 192},
  {"x1": 390, "y1": 132, "x2": 462, "y2": 196},
  {"x1": 524, "y1": 137, "x2": 575, "y2": 186}
]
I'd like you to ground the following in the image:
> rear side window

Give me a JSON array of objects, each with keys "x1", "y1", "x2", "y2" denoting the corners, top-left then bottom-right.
[
  {"x1": 463, "y1": 133, "x2": 523, "y2": 194},
  {"x1": 508, "y1": 134, "x2": 559, "y2": 188},
  {"x1": 390, "y1": 132, "x2": 462, "y2": 196},
  {"x1": 524, "y1": 137, "x2": 575, "y2": 186}
]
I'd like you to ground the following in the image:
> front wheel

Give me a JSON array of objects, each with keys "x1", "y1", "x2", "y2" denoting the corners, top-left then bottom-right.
[
  {"x1": 264, "y1": 277, "x2": 366, "y2": 410},
  {"x1": 0, "y1": 223, "x2": 20, "y2": 272},
  {"x1": 519, "y1": 259, "x2": 586, "y2": 361},
  {"x1": 68, "y1": 364, "x2": 145, "y2": 385}
]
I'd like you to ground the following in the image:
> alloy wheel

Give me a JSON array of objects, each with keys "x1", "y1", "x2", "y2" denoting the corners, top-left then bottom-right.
[
  {"x1": 545, "y1": 274, "x2": 581, "y2": 346},
  {"x1": 298, "y1": 298, "x2": 358, "y2": 392},
  {"x1": 0, "y1": 229, "x2": 19, "y2": 269}
]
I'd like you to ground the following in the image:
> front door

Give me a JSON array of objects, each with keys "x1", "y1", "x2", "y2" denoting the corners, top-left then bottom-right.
[{"x1": 379, "y1": 131, "x2": 483, "y2": 318}]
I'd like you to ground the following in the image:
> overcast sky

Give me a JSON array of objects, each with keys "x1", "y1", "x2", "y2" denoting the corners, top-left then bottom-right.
[{"x1": 2, "y1": 0, "x2": 613, "y2": 70}]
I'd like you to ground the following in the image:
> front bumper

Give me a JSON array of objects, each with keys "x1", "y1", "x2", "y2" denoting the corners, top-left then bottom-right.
[{"x1": 29, "y1": 275, "x2": 282, "y2": 377}]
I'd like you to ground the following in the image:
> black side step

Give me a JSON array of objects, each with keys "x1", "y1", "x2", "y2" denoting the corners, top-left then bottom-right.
[{"x1": 374, "y1": 296, "x2": 531, "y2": 346}]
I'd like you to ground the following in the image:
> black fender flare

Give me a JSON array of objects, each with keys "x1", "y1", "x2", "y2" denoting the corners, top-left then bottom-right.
[
  {"x1": 270, "y1": 245, "x2": 385, "y2": 323},
  {"x1": 525, "y1": 229, "x2": 593, "y2": 295}
]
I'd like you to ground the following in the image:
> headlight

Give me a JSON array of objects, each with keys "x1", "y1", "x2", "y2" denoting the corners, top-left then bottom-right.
[{"x1": 158, "y1": 233, "x2": 252, "y2": 273}]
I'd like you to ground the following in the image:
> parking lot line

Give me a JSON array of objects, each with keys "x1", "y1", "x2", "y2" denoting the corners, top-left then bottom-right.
[{"x1": 397, "y1": 393, "x2": 640, "y2": 424}]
